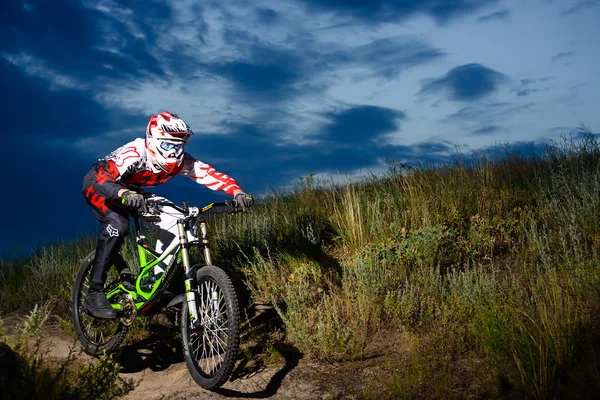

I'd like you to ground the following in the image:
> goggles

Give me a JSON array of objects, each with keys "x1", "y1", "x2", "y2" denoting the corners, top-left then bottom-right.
[{"x1": 159, "y1": 141, "x2": 185, "y2": 154}]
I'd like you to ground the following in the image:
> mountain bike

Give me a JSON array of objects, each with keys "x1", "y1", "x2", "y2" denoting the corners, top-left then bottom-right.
[{"x1": 71, "y1": 195, "x2": 243, "y2": 389}]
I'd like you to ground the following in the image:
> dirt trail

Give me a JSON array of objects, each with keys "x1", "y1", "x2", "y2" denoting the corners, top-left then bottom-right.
[
  {"x1": 47, "y1": 332, "x2": 346, "y2": 400},
  {"x1": 106, "y1": 333, "x2": 322, "y2": 400},
  {"x1": 2, "y1": 309, "x2": 375, "y2": 400}
]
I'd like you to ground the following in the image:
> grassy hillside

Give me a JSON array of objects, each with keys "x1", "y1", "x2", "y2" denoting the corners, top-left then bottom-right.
[{"x1": 2, "y1": 132, "x2": 600, "y2": 398}]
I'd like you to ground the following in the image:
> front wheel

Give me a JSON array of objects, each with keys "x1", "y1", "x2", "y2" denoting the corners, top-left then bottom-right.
[
  {"x1": 181, "y1": 265, "x2": 240, "y2": 389},
  {"x1": 72, "y1": 250, "x2": 128, "y2": 356}
]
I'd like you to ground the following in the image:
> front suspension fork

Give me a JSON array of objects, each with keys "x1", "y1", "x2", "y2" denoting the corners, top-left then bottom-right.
[{"x1": 178, "y1": 221, "x2": 199, "y2": 326}]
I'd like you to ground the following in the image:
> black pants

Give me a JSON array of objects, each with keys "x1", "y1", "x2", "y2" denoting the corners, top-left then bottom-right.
[{"x1": 82, "y1": 170, "x2": 131, "y2": 292}]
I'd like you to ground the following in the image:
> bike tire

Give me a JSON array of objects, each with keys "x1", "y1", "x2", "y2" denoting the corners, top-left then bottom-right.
[
  {"x1": 181, "y1": 265, "x2": 240, "y2": 389},
  {"x1": 71, "y1": 250, "x2": 128, "y2": 356}
]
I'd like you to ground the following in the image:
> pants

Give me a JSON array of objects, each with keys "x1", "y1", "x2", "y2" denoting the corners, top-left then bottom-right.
[{"x1": 83, "y1": 170, "x2": 130, "y2": 292}]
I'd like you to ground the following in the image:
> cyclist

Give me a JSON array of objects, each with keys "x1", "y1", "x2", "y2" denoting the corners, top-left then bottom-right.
[{"x1": 81, "y1": 111, "x2": 253, "y2": 319}]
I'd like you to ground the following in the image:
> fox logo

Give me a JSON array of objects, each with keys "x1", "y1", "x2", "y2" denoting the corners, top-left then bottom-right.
[{"x1": 106, "y1": 224, "x2": 119, "y2": 237}]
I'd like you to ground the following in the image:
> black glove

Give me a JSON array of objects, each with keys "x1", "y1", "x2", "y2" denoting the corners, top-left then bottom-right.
[
  {"x1": 121, "y1": 191, "x2": 145, "y2": 212},
  {"x1": 234, "y1": 191, "x2": 254, "y2": 212}
]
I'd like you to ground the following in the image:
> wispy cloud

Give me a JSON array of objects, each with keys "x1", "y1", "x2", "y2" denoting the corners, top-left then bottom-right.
[
  {"x1": 327, "y1": 37, "x2": 445, "y2": 80},
  {"x1": 0, "y1": 57, "x2": 145, "y2": 145},
  {"x1": 512, "y1": 76, "x2": 554, "y2": 97},
  {"x1": 444, "y1": 102, "x2": 535, "y2": 133},
  {"x1": 562, "y1": 1, "x2": 600, "y2": 16},
  {"x1": 472, "y1": 125, "x2": 502, "y2": 135},
  {"x1": 296, "y1": 0, "x2": 498, "y2": 24},
  {"x1": 2, "y1": 53, "x2": 85, "y2": 91},
  {"x1": 551, "y1": 50, "x2": 576, "y2": 63},
  {"x1": 477, "y1": 9, "x2": 510, "y2": 22}
]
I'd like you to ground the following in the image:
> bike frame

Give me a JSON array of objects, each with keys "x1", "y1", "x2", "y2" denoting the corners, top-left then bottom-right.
[{"x1": 105, "y1": 200, "x2": 223, "y2": 325}]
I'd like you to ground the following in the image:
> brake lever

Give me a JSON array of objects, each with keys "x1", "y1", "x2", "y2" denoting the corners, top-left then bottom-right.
[
  {"x1": 142, "y1": 198, "x2": 161, "y2": 217},
  {"x1": 227, "y1": 200, "x2": 239, "y2": 215}
]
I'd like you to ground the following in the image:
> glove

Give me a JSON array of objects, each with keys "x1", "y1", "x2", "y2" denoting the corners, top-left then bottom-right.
[
  {"x1": 234, "y1": 191, "x2": 254, "y2": 212},
  {"x1": 121, "y1": 191, "x2": 145, "y2": 212}
]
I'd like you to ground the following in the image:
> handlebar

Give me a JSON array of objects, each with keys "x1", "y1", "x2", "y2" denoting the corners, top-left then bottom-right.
[{"x1": 144, "y1": 196, "x2": 243, "y2": 218}]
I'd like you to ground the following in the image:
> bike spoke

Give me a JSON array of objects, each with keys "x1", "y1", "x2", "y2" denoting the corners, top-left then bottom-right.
[
  {"x1": 188, "y1": 277, "x2": 233, "y2": 377},
  {"x1": 206, "y1": 330, "x2": 228, "y2": 350},
  {"x1": 192, "y1": 334, "x2": 202, "y2": 359},
  {"x1": 79, "y1": 297, "x2": 120, "y2": 346}
]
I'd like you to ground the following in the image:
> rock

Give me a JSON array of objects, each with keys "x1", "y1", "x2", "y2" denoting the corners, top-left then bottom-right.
[
  {"x1": 0, "y1": 342, "x2": 18, "y2": 378},
  {"x1": 0, "y1": 342, "x2": 22, "y2": 399}
]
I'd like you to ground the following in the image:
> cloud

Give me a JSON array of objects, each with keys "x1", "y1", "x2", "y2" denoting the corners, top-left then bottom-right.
[
  {"x1": 562, "y1": 1, "x2": 600, "y2": 16},
  {"x1": 514, "y1": 88, "x2": 540, "y2": 97},
  {"x1": 3, "y1": 0, "x2": 446, "y2": 151},
  {"x1": 518, "y1": 77, "x2": 555, "y2": 85},
  {"x1": 419, "y1": 63, "x2": 508, "y2": 102},
  {"x1": 289, "y1": 105, "x2": 455, "y2": 175},
  {"x1": 479, "y1": 141, "x2": 547, "y2": 159},
  {"x1": 209, "y1": 32, "x2": 444, "y2": 105},
  {"x1": 447, "y1": 102, "x2": 534, "y2": 123},
  {"x1": 2, "y1": 53, "x2": 84, "y2": 91},
  {"x1": 0, "y1": 0, "x2": 167, "y2": 88},
  {"x1": 257, "y1": 7, "x2": 279, "y2": 24},
  {"x1": 338, "y1": 38, "x2": 445, "y2": 80},
  {"x1": 477, "y1": 9, "x2": 510, "y2": 22},
  {"x1": 473, "y1": 125, "x2": 502, "y2": 135},
  {"x1": 512, "y1": 76, "x2": 554, "y2": 97},
  {"x1": 204, "y1": 38, "x2": 320, "y2": 103},
  {"x1": 444, "y1": 102, "x2": 535, "y2": 133},
  {"x1": 185, "y1": 104, "x2": 412, "y2": 186},
  {"x1": 209, "y1": 58, "x2": 303, "y2": 98},
  {"x1": 551, "y1": 51, "x2": 576, "y2": 63},
  {"x1": 296, "y1": 0, "x2": 498, "y2": 24},
  {"x1": 0, "y1": 58, "x2": 145, "y2": 142},
  {"x1": 321, "y1": 105, "x2": 405, "y2": 145}
]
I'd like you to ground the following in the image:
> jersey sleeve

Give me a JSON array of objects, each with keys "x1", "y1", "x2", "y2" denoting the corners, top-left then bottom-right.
[
  {"x1": 179, "y1": 154, "x2": 242, "y2": 196},
  {"x1": 93, "y1": 139, "x2": 144, "y2": 199}
]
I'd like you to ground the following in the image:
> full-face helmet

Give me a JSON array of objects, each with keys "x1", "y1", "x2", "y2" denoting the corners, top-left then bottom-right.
[{"x1": 146, "y1": 111, "x2": 193, "y2": 173}]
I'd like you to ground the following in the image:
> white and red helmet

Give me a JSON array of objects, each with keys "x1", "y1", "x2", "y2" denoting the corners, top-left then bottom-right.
[{"x1": 146, "y1": 111, "x2": 193, "y2": 173}]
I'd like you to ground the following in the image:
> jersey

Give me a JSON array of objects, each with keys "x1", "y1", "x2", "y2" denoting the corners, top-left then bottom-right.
[{"x1": 89, "y1": 138, "x2": 242, "y2": 200}]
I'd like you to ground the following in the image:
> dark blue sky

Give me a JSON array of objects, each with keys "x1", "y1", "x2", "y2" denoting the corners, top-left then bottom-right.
[{"x1": 1, "y1": 0, "x2": 598, "y2": 259}]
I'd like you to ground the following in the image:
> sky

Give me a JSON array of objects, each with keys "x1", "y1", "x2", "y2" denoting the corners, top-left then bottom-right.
[{"x1": 1, "y1": 0, "x2": 599, "y2": 260}]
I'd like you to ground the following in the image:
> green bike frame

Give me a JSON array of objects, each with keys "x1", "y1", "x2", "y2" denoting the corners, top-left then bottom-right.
[{"x1": 104, "y1": 202, "x2": 217, "y2": 324}]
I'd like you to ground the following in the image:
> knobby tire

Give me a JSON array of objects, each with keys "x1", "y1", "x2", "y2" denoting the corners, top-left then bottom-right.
[
  {"x1": 71, "y1": 250, "x2": 128, "y2": 356},
  {"x1": 181, "y1": 265, "x2": 240, "y2": 389}
]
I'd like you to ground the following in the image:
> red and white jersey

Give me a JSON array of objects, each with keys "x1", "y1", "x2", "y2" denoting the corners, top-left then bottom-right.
[{"x1": 91, "y1": 138, "x2": 241, "y2": 199}]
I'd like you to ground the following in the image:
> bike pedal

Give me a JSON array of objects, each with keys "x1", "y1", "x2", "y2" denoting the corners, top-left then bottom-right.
[
  {"x1": 122, "y1": 281, "x2": 136, "y2": 291},
  {"x1": 120, "y1": 267, "x2": 135, "y2": 277}
]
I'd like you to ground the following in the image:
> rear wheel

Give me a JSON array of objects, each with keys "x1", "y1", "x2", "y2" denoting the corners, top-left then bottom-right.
[
  {"x1": 182, "y1": 265, "x2": 240, "y2": 389},
  {"x1": 72, "y1": 251, "x2": 128, "y2": 356}
]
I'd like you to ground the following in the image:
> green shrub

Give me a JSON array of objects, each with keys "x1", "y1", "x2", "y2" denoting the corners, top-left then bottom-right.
[{"x1": 0, "y1": 303, "x2": 136, "y2": 399}]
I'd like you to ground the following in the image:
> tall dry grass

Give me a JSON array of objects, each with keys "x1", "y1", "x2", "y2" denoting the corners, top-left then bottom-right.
[{"x1": 2, "y1": 131, "x2": 600, "y2": 398}]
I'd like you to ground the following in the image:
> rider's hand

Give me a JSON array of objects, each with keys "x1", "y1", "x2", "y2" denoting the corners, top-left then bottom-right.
[
  {"x1": 121, "y1": 191, "x2": 145, "y2": 212},
  {"x1": 234, "y1": 191, "x2": 254, "y2": 212}
]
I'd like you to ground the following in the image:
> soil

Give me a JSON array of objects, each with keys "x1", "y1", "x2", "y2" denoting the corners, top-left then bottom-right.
[{"x1": 1, "y1": 306, "x2": 409, "y2": 400}]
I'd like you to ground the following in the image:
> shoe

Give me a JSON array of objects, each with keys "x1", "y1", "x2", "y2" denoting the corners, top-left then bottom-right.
[{"x1": 84, "y1": 291, "x2": 117, "y2": 319}]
